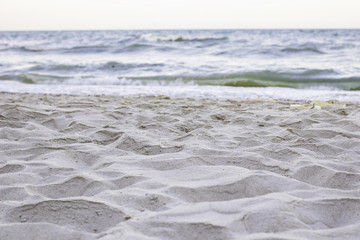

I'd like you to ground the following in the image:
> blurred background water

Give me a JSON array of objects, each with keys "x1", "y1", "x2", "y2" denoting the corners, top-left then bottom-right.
[{"x1": 0, "y1": 29, "x2": 359, "y2": 97}]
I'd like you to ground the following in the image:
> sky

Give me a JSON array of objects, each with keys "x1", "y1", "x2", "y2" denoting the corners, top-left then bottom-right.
[{"x1": 0, "y1": 0, "x2": 359, "y2": 30}]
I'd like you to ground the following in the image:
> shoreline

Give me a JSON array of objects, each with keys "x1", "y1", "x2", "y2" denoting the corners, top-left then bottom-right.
[
  {"x1": 1, "y1": 92, "x2": 360, "y2": 240},
  {"x1": 1, "y1": 82, "x2": 360, "y2": 102}
]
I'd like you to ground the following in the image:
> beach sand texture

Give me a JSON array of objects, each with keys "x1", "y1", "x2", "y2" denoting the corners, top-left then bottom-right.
[{"x1": 0, "y1": 93, "x2": 360, "y2": 240}]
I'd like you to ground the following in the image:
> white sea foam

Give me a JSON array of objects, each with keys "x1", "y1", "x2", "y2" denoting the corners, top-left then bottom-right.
[{"x1": 1, "y1": 81, "x2": 359, "y2": 102}]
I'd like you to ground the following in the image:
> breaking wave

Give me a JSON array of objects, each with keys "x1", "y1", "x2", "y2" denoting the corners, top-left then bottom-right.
[{"x1": 3, "y1": 69, "x2": 359, "y2": 90}]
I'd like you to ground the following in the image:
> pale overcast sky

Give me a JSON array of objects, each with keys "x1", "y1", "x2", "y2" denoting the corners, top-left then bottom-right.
[{"x1": 0, "y1": 0, "x2": 359, "y2": 30}]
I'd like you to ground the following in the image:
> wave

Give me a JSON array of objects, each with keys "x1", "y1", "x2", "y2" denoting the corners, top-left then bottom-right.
[
  {"x1": 29, "y1": 64, "x2": 86, "y2": 72},
  {"x1": 280, "y1": 43, "x2": 325, "y2": 54},
  {"x1": 1, "y1": 42, "x2": 168, "y2": 54},
  {"x1": 0, "y1": 73, "x2": 69, "y2": 84},
  {"x1": 281, "y1": 47, "x2": 324, "y2": 54},
  {"x1": 100, "y1": 61, "x2": 164, "y2": 71},
  {"x1": 26, "y1": 61, "x2": 165, "y2": 73},
  {"x1": 114, "y1": 43, "x2": 154, "y2": 53},
  {"x1": 214, "y1": 46, "x2": 325, "y2": 58},
  {"x1": 139, "y1": 34, "x2": 228, "y2": 42},
  {"x1": 1, "y1": 70, "x2": 359, "y2": 90},
  {"x1": 0, "y1": 45, "x2": 113, "y2": 54},
  {"x1": 0, "y1": 46, "x2": 45, "y2": 53},
  {"x1": 129, "y1": 71, "x2": 360, "y2": 90},
  {"x1": 63, "y1": 45, "x2": 110, "y2": 54}
]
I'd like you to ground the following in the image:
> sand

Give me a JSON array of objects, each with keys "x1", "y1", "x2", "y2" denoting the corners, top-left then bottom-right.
[{"x1": 0, "y1": 92, "x2": 359, "y2": 240}]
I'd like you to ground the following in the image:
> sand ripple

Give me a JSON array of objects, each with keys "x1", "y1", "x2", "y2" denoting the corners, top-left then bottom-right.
[{"x1": 0, "y1": 93, "x2": 360, "y2": 239}]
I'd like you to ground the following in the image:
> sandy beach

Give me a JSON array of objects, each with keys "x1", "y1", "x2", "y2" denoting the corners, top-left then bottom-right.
[{"x1": 0, "y1": 92, "x2": 360, "y2": 240}]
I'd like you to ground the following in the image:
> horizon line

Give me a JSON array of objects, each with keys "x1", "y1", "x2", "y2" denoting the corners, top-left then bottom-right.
[{"x1": 1, "y1": 27, "x2": 359, "y2": 32}]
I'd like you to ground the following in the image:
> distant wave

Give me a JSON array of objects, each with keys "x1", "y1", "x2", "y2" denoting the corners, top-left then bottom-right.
[
  {"x1": 26, "y1": 61, "x2": 165, "y2": 72},
  {"x1": 29, "y1": 64, "x2": 86, "y2": 72},
  {"x1": 64, "y1": 45, "x2": 110, "y2": 53},
  {"x1": 1, "y1": 43, "x2": 162, "y2": 54},
  {"x1": 281, "y1": 43, "x2": 325, "y2": 54},
  {"x1": 113, "y1": 43, "x2": 155, "y2": 53},
  {"x1": 214, "y1": 46, "x2": 325, "y2": 57},
  {"x1": 0, "y1": 46, "x2": 45, "y2": 53},
  {"x1": 281, "y1": 47, "x2": 324, "y2": 54},
  {"x1": 100, "y1": 61, "x2": 164, "y2": 71},
  {"x1": 0, "y1": 45, "x2": 112, "y2": 54},
  {"x1": 140, "y1": 34, "x2": 228, "y2": 42},
  {"x1": 0, "y1": 73, "x2": 69, "y2": 84}
]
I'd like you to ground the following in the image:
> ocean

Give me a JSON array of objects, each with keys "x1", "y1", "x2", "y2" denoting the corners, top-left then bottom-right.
[{"x1": 0, "y1": 29, "x2": 359, "y2": 100}]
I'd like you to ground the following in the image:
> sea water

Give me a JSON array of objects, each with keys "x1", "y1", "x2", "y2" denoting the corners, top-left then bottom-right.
[{"x1": 0, "y1": 29, "x2": 359, "y2": 100}]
